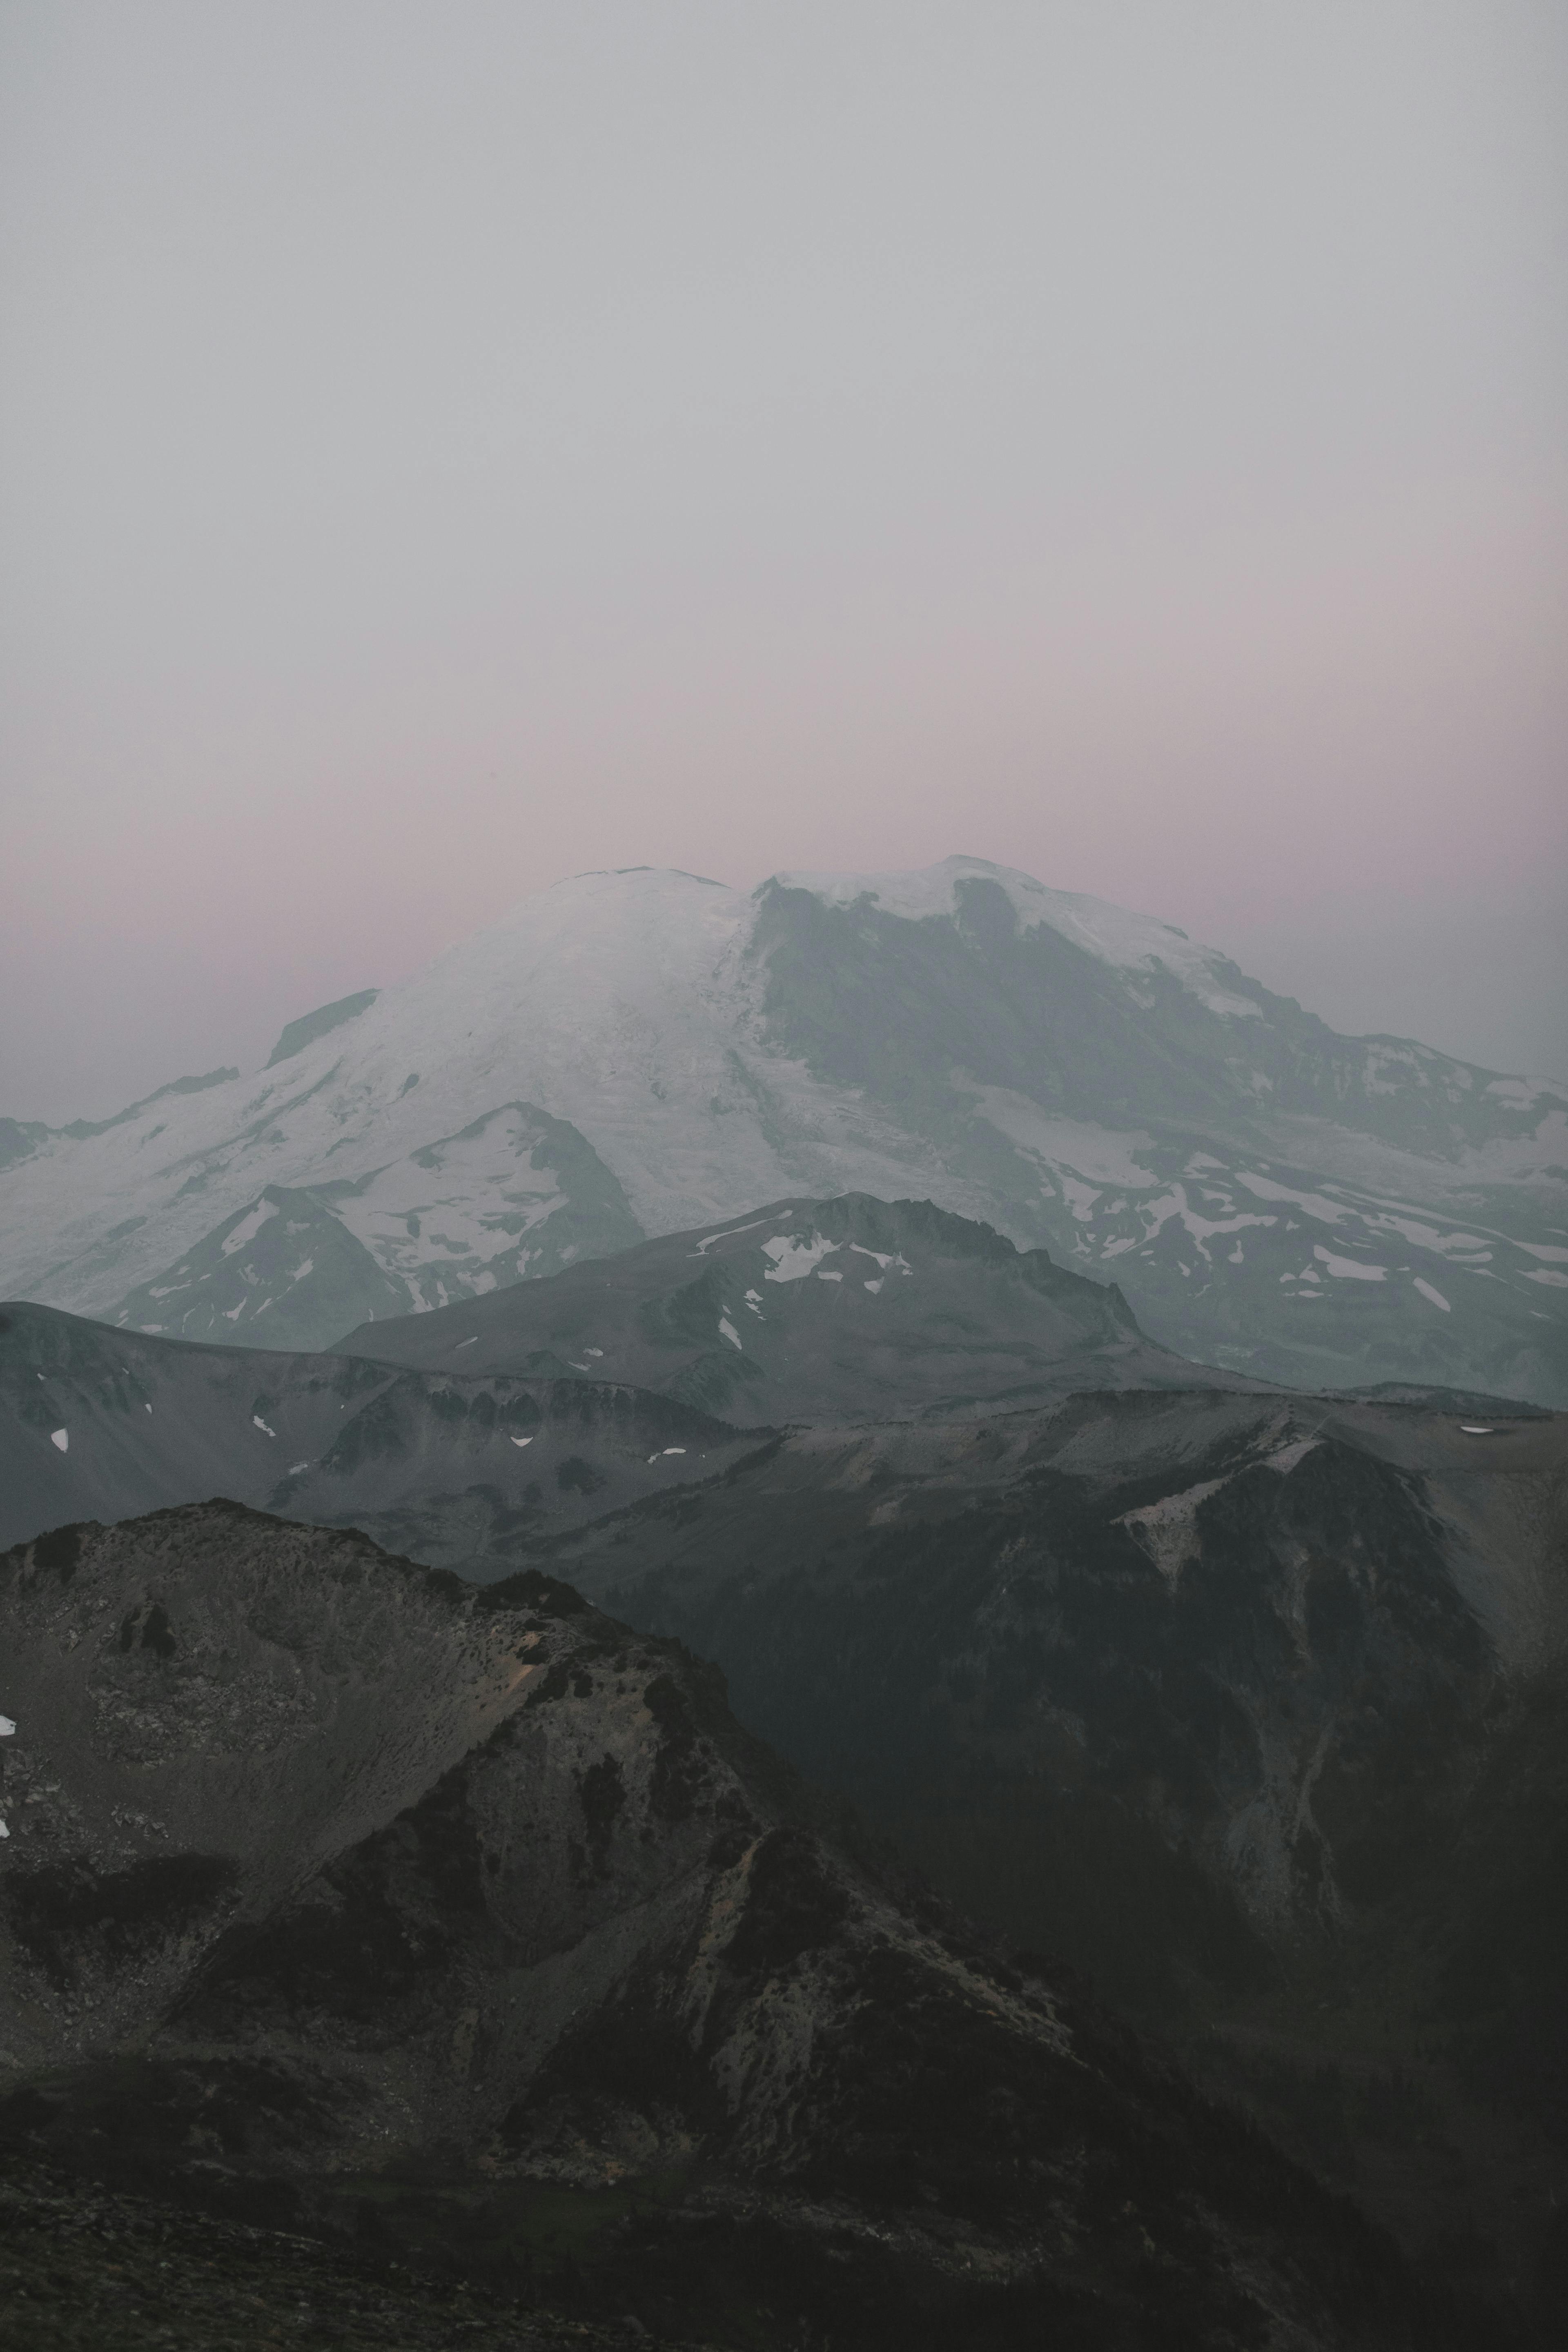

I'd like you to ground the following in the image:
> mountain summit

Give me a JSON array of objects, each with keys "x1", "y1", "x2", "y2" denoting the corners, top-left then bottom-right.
[{"x1": 2, "y1": 859, "x2": 1563, "y2": 1400}]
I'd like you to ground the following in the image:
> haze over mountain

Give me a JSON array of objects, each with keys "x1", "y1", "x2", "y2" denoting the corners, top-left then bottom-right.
[
  {"x1": 0, "y1": 1187, "x2": 1227, "y2": 1584},
  {"x1": 0, "y1": 1301, "x2": 759, "y2": 1570},
  {"x1": 4, "y1": 960, "x2": 1566, "y2": 2335},
  {"x1": 2, "y1": 861, "x2": 1564, "y2": 1405},
  {"x1": 334, "y1": 1192, "x2": 1210, "y2": 1422}
]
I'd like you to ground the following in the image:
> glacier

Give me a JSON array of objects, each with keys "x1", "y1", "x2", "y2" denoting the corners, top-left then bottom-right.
[{"x1": 1, "y1": 856, "x2": 1564, "y2": 1402}]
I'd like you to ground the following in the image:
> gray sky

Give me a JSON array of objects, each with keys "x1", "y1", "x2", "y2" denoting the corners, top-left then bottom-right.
[{"x1": 2, "y1": 0, "x2": 1564, "y2": 1123}]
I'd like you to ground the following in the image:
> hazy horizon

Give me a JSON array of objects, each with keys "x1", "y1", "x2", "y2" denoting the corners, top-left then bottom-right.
[{"x1": 4, "y1": 2, "x2": 1565, "y2": 1123}]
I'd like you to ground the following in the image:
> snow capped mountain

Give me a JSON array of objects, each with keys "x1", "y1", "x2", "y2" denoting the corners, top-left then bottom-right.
[{"x1": 2, "y1": 857, "x2": 1564, "y2": 1401}]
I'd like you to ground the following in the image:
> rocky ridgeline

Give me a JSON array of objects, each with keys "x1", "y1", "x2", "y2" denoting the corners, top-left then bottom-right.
[{"x1": 0, "y1": 1502, "x2": 1432, "y2": 2349}]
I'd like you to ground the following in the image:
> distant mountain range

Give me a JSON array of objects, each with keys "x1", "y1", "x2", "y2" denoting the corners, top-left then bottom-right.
[
  {"x1": 332, "y1": 1192, "x2": 1216, "y2": 1418},
  {"x1": 0, "y1": 1193, "x2": 1225, "y2": 1575},
  {"x1": 3, "y1": 858, "x2": 1564, "y2": 1400}
]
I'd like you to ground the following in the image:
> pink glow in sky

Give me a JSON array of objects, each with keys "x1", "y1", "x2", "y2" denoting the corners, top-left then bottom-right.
[{"x1": 2, "y1": 1, "x2": 1565, "y2": 1121}]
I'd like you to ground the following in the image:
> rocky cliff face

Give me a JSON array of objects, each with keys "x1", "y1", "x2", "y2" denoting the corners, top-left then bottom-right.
[
  {"x1": 0, "y1": 1501, "x2": 1434, "y2": 2349},
  {"x1": 2, "y1": 861, "x2": 1562, "y2": 1399}
]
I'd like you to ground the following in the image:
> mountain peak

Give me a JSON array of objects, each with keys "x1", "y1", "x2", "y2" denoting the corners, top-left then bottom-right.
[{"x1": 1, "y1": 858, "x2": 1562, "y2": 1402}]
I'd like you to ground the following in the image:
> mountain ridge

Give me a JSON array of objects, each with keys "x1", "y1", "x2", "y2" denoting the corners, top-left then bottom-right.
[{"x1": 0, "y1": 1499, "x2": 1436, "y2": 2348}]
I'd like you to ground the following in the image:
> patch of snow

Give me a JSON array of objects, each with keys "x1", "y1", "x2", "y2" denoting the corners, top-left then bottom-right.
[
  {"x1": 510, "y1": 1435, "x2": 534, "y2": 1448},
  {"x1": 864, "y1": 1278, "x2": 883, "y2": 1293},
  {"x1": 662, "y1": 1447, "x2": 686, "y2": 1456},
  {"x1": 332, "y1": 1104, "x2": 573, "y2": 1297},
  {"x1": 1368, "y1": 1211, "x2": 1497, "y2": 1257},
  {"x1": 287, "y1": 1460, "x2": 310, "y2": 1473},
  {"x1": 1060, "y1": 1179, "x2": 1102, "y2": 1221},
  {"x1": 453, "y1": 1336, "x2": 478, "y2": 1350},
  {"x1": 695, "y1": 1216, "x2": 773, "y2": 1254},
  {"x1": 0, "y1": 1716, "x2": 14, "y2": 1736},
  {"x1": 1313, "y1": 1246, "x2": 1386, "y2": 1282},
  {"x1": 946, "y1": 1086, "x2": 1161, "y2": 1190},
  {"x1": 0, "y1": 1821, "x2": 8, "y2": 1839},
  {"x1": 1413, "y1": 1278, "x2": 1451, "y2": 1312},
  {"x1": 1460, "y1": 1425, "x2": 1494, "y2": 1435},
  {"x1": 1133, "y1": 1185, "x2": 1276, "y2": 1262},
  {"x1": 848, "y1": 1243, "x2": 895, "y2": 1269},
  {"x1": 253, "y1": 1416, "x2": 276, "y2": 1437},
  {"x1": 584, "y1": 1346, "x2": 604, "y2": 1356},
  {"x1": 817, "y1": 1269, "x2": 843, "y2": 1282},
  {"x1": 220, "y1": 1198, "x2": 280, "y2": 1256},
  {"x1": 1517, "y1": 1241, "x2": 1568, "y2": 1263},
  {"x1": 50, "y1": 1428, "x2": 68, "y2": 1452},
  {"x1": 718, "y1": 1316, "x2": 742, "y2": 1350},
  {"x1": 1237, "y1": 1172, "x2": 1352, "y2": 1225},
  {"x1": 288, "y1": 1258, "x2": 314, "y2": 1283},
  {"x1": 762, "y1": 1232, "x2": 840, "y2": 1282},
  {"x1": 1523, "y1": 1267, "x2": 1568, "y2": 1288}
]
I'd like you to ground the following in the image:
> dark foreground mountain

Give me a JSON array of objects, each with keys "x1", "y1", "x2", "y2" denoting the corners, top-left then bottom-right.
[
  {"x1": 0, "y1": 2152, "x2": 705, "y2": 2352},
  {"x1": 0, "y1": 1301, "x2": 761, "y2": 1566},
  {"x1": 5, "y1": 862, "x2": 1564, "y2": 1401},
  {"x1": 530, "y1": 1388, "x2": 1568, "y2": 2331},
  {"x1": 334, "y1": 1192, "x2": 1216, "y2": 1419},
  {"x1": 0, "y1": 1504, "x2": 1433, "y2": 2350}
]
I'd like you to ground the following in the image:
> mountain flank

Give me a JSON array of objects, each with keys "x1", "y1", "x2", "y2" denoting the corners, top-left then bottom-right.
[
  {"x1": 527, "y1": 1384, "x2": 1568, "y2": 2330},
  {"x1": 0, "y1": 1502, "x2": 1436, "y2": 2348},
  {"x1": 334, "y1": 1191, "x2": 1224, "y2": 1419},
  {"x1": 0, "y1": 1301, "x2": 762, "y2": 1568}
]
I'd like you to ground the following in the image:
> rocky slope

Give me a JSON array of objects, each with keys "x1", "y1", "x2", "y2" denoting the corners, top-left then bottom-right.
[
  {"x1": 0, "y1": 1302, "x2": 760, "y2": 1568},
  {"x1": 529, "y1": 1388, "x2": 1568, "y2": 2329},
  {"x1": 2, "y1": 860, "x2": 1563, "y2": 1399},
  {"x1": 0, "y1": 1189, "x2": 1245, "y2": 1579},
  {"x1": 334, "y1": 1192, "x2": 1220, "y2": 1421},
  {"x1": 0, "y1": 1503, "x2": 1432, "y2": 2349}
]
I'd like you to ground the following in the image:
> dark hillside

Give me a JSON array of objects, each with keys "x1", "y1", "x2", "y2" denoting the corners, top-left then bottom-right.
[{"x1": 0, "y1": 1501, "x2": 1446, "y2": 2349}]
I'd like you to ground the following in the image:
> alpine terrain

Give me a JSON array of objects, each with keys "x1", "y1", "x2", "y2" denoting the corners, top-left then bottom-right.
[
  {"x1": 0, "y1": 1503, "x2": 1436, "y2": 2349},
  {"x1": 2, "y1": 860, "x2": 1563, "y2": 1403},
  {"x1": 528, "y1": 1383, "x2": 1568, "y2": 2332},
  {"x1": 0, "y1": 1194, "x2": 1216, "y2": 1570}
]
